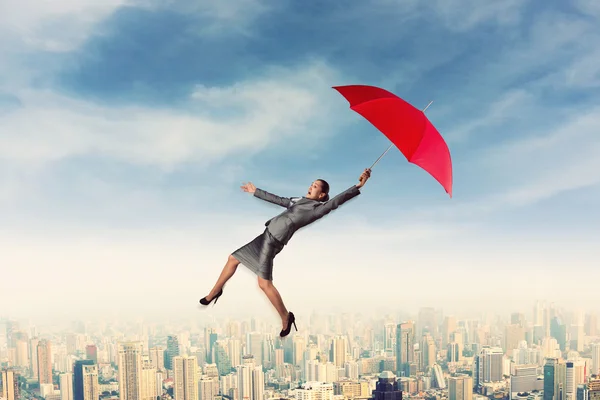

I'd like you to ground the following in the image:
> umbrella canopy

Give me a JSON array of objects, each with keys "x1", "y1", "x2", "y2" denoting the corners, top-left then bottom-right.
[{"x1": 333, "y1": 84, "x2": 453, "y2": 198}]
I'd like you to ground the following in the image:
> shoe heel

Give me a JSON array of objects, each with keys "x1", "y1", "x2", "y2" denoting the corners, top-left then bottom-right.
[{"x1": 293, "y1": 321, "x2": 297, "y2": 331}]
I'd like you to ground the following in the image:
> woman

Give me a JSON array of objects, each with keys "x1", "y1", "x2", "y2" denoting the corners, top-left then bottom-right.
[{"x1": 200, "y1": 168, "x2": 372, "y2": 337}]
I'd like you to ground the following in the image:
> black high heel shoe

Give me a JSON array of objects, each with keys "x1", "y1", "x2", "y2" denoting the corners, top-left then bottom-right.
[
  {"x1": 280, "y1": 312, "x2": 297, "y2": 338},
  {"x1": 199, "y1": 289, "x2": 223, "y2": 306}
]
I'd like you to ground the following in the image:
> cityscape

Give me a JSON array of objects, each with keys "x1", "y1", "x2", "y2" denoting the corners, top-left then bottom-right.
[{"x1": 1, "y1": 301, "x2": 600, "y2": 400}]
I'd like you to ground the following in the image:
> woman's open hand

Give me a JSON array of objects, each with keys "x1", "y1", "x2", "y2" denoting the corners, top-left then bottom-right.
[{"x1": 241, "y1": 182, "x2": 256, "y2": 193}]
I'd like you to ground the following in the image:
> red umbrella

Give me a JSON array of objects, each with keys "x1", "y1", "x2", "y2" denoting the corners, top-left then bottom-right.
[{"x1": 333, "y1": 84, "x2": 453, "y2": 198}]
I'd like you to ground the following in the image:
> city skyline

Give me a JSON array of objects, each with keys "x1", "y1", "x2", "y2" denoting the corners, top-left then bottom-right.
[{"x1": 2, "y1": 0, "x2": 600, "y2": 317}]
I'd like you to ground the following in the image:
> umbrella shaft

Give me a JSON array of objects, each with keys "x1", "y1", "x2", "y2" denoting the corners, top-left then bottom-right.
[{"x1": 368, "y1": 100, "x2": 434, "y2": 170}]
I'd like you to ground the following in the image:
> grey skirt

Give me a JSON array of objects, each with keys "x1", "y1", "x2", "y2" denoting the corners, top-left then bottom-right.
[{"x1": 232, "y1": 228, "x2": 285, "y2": 281}]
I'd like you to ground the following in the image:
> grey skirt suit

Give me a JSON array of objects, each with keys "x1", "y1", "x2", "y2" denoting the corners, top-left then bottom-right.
[{"x1": 232, "y1": 184, "x2": 361, "y2": 280}]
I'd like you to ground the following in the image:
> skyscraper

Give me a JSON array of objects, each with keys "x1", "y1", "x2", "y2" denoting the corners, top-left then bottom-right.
[
  {"x1": 60, "y1": 372, "x2": 73, "y2": 400},
  {"x1": 73, "y1": 360, "x2": 94, "y2": 400},
  {"x1": 37, "y1": 339, "x2": 52, "y2": 385},
  {"x1": 1, "y1": 368, "x2": 17, "y2": 400},
  {"x1": 396, "y1": 322, "x2": 414, "y2": 377},
  {"x1": 165, "y1": 336, "x2": 180, "y2": 370},
  {"x1": 372, "y1": 371, "x2": 402, "y2": 400},
  {"x1": 449, "y1": 375, "x2": 473, "y2": 400},
  {"x1": 85, "y1": 345, "x2": 97, "y2": 364},
  {"x1": 118, "y1": 341, "x2": 144, "y2": 400},
  {"x1": 173, "y1": 356, "x2": 198, "y2": 400},
  {"x1": 80, "y1": 364, "x2": 99, "y2": 400},
  {"x1": 474, "y1": 347, "x2": 503, "y2": 391}
]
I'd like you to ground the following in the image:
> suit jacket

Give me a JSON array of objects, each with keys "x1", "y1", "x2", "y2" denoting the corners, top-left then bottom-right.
[{"x1": 253, "y1": 184, "x2": 361, "y2": 245}]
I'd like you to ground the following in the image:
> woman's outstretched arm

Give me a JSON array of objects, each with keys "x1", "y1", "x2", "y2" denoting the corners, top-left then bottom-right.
[
  {"x1": 241, "y1": 182, "x2": 292, "y2": 208},
  {"x1": 313, "y1": 168, "x2": 371, "y2": 218}
]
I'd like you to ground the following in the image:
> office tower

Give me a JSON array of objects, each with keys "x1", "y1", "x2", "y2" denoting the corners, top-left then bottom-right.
[
  {"x1": 449, "y1": 375, "x2": 473, "y2": 400},
  {"x1": 173, "y1": 356, "x2": 198, "y2": 400},
  {"x1": 149, "y1": 346, "x2": 165, "y2": 371},
  {"x1": 592, "y1": 343, "x2": 600, "y2": 376},
  {"x1": 37, "y1": 339, "x2": 52, "y2": 385},
  {"x1": 205, "y1": 329, "x2": 218, "y2": 363},
  {"x1": 372, "y1": 371, "x2": 402, "y2": 400},
  {"x1": 1, "y1": 368, "x2": 17, "y2": 400},
  {"x1": 165, "y1": 336, "x2": 180, "y2": 370},
  {"x1": 81, "y1": 364, "x2": 100, "y2": 400},
  {"x1": 60, "y1": 373, "x2": 73, "y2": 400},
  {"x1": 511, "y1": 365, "x2": 543, "y2": 394},
  {"x1": 199, "y1": 375, "x2": 219, "y2": 400},
  {"x1": 213, "y1": 341, "x2": 233, "y2": 375},
  {"x1": 396, "y1": 322, "x2": 415, "y2": 377},
  {"x1": 331, "y1": 336, "x2": 347, "y2": 368},
  {"x1": 551, "y1": 317, "x2": 567, "y2": 352},
  {"x1": 474, "y1": 347, "x2": 503, "y2": 390},
  {"x1": 505, "y1": 324, "x2": 525, "y2": 354},
  {"x1": 443, "y1": 317, "x2": 457, "y2": 348},
  {"x1": 293, "y1": 335, "x2": 306, "y2": 366},
  {"x1": 229, "y1": 338, "x2": 241, "y2": 367},
  {"x1": 30, "y1": 337, "x2": 39, "y2": 380},
  {"x1": 85, "y1": 345, "x2": 97, "y2": 363},
  {"x1": 141, "y1": 357, "x2": 157, "y2": 400},
  {"x1": 118, "y1": 341, "x2": 144, "y2": 400},
  {"x1": 421, "y1": 334, "x2": 436, "y2": 370},
  {"x1": 73, "y1": 360, "x2": 94, "y2": 400},
  {"x1": 246, "y1": 332, "x2": 264, "y2": 367},
  {"x1": 447, "y1": 343, "x2": 460, "y2": 363},
  {"x1": 295, "y1": 382, "x2": 334, "y2": 400},
  {"x1": 544, "y1": 358, "x2": 568, "y2": 400},
  {"x1": 384, "y1": 323, "x2": 396, "y2": 354}
]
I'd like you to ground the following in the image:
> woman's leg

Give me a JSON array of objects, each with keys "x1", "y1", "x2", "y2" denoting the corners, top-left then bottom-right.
[
  {"x1": 257, "y1": 277, "x2": 289, "y2": 329},
  {"x1": 205, "y1": 254, "x2": 240, "y2": 300}
]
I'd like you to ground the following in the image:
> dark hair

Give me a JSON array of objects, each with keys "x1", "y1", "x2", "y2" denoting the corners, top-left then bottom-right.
[{"x1": 316, "y1": 179, "x2": 329, "y2": 201}]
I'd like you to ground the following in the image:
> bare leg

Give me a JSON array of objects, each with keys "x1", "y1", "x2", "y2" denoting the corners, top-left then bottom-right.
[
  {"x1": 257, "y1": 277, "x2": 289, "y2": 329},
  {"x1": 205, "y1": 255, "x2": 240, "y2": 300}
]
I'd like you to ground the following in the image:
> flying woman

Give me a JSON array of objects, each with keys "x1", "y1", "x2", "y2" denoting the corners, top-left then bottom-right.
[{"x1": 199, "y1": 168, "x2": 372, "y2": 337}]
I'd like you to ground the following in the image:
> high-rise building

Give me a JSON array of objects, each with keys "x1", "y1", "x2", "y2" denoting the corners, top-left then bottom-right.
[
  {"x1": 141, "y1": 357, "x2": 157, "y2": 400},
  {"x1": 149, "y1": 346, "x2": 165, "y2": 371},
  {"x1": 118, "y1": 341, "x2": 144, "y2": 400},
  {"x1": 510, "y1": 365, "x2": 543, "y2": 395},
  {"x1": 421, "y1": 334, "x2": 436, "y2": 370},
  {"x1": 37, "y1": 339, "x2": 52, "y2": 385},
  {"x1": 173, "y1": 356, "x2": 198, "y2": 400},
  {"x1": 372, "y1": 371, "x2": 402, "y2": 400},
  {"x1": 213, "y1": 341, "x2": 232, "y2": 375},
  {"x1": 81, "y1": 364, "x2": 100, "y2": 400},
  {"x1": 396, "y1": 322, "x2": 415, "y2": 377},
  {"x1": 449, "y1": 375, "x2": 473, "y2": 400},
  {"x1": 60, "y1": 373, "x2": 73, "y2": 400},
  {"x1": 591, "y1": 343, "x2": 600, "y2": 376},
  {"x1": 331, "y1": 336, "x2": 347, "y2": 368},
  {"x1": 30, "y1": 337, "x2": 39, "y2": 380},
  {"x1": 1, "y1": 368, "x2": 18, "y2": 400},
  {"x1": 247, "y1": 332, "x2": 264, "y2": 368},
  {"x1": 384, "y1": 323, "x2": 396, "y2": 354},
  {"x1": 85, "y1": 345, "x2": 97, "y2": 364},
  {"x1": 474, "y1": 347, "x2": 503, "y2": 391},
  {"x1": 205, "y1": 329, "x2": 218, "y2": 364},
  {"x1": 165, "y1": 336, "x2": 180, "y2": 370},
  {"x1": 73, "y1": 360, "x2": 94, "y2": 400}
]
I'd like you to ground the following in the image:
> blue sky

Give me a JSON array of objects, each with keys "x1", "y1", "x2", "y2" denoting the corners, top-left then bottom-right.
[{"x1": 1, "y1": 0, "x2": 599, "y2": 320}]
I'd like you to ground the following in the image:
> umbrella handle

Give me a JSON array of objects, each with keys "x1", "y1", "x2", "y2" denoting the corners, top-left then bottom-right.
[{"x1": 367, "y1": 100, "x2": 434, "y2": 170}]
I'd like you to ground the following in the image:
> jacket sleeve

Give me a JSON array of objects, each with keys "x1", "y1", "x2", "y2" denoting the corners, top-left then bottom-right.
[
  {"x1": 313, "y1": 185, "x2": 361, "y2": 218},
  {"x1": 253, "y1": 188, "x2": 293, "y2": 208}
]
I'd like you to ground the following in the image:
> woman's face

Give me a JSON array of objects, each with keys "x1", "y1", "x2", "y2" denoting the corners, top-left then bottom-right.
[{"x1": 306, "y1": 180, "x2": 326, "y2": 200}]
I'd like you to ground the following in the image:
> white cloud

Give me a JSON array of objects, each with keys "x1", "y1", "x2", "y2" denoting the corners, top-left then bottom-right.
[{"x1": 0, "y1": 60, "x2": 343, "y2": 169}]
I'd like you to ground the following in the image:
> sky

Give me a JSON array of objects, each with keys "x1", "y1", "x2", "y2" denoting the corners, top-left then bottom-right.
[{"x1": 1, "y1": 0, "x2": 600, "y2": 322}]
